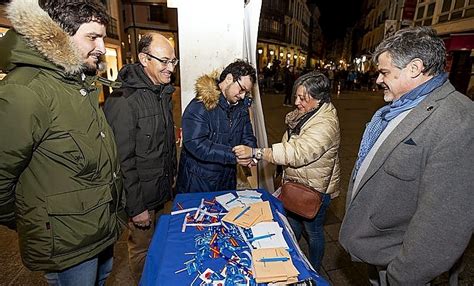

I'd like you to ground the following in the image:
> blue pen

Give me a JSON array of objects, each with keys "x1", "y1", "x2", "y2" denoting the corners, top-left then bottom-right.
[
  {"x1": 240, "y1": 195, "x2": 261, "y2": 199},
  {"x1": 234, "y1": 206, "x2": 250, "y2": 221},
  {"x1": 226, "y1": 196, "x2": 238, "y2": 205},
  {"x1": 248, "y1": 233, "x2": 275, "y2": 242},
  {"x1": 258, "y1": 257, "x2": 289, "y2": 263}
]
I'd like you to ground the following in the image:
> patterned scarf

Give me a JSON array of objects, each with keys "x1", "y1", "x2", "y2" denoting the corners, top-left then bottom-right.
[
  {"x1": 285, "y1": 104, "x2": 321, "y2": 140},
  {"x1": 354, "y1": 73, "x2": 448, "y2": 174}
]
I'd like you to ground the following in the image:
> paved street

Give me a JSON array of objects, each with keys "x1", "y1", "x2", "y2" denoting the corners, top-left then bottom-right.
[{"x1": 0, "y1": 88, "x2": 472, "y2": 285}]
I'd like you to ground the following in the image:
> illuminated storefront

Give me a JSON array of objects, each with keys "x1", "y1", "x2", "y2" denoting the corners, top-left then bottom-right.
[
  {"x1": 256, "y1": 43, "x2": 307, "y2": 70},
  {"x1": 99, "y1": 44, "x2": 122, "y2": 105},
  {"x1": 0, "y1": 26, "x2": 9, "y2": 80}
]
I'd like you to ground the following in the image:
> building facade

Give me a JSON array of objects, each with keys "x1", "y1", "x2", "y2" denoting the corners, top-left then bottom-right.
[
  {"x1": 256, "y1": 0, "x2": 315, "y2": 71},
  {"x1": 121, "y1": 0, "x2": 178, "y2": 65},
  {"x1": 307, "y1": 5, "x2": 324, "y2": 69},
  {"x1": 415, "y1": 0, "x2": 474, "y2": 96},
  {"x1": 100, "y1": 0, "x2": 124, "y2": 103},
  {"x1": 356, "y1": 0, "x2": 473, "y2": 96},
  {"x1": 360, "y1": 0, "x2": 409, "y2": 56}
]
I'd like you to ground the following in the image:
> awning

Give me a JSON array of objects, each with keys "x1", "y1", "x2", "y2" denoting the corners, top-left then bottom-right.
[{"x1": 443, "y1": 33, "x2": 474, "y2": 52}]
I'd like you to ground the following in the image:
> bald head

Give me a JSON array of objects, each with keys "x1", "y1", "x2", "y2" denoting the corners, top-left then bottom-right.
[
  {"x1": 152, "y1": 33, "x2": 173, "y2": 50},
  {"x1": 138, "y1": 33, "x2": 177, "y2": 85},
  {"x1": 138, "y1": 33, "x2": 173, "y2": 54}
]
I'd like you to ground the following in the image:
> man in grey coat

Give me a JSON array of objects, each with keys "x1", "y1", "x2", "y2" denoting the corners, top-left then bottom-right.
[{"x1": 339, "y1": 26, "x2": 473, "y2": 285}]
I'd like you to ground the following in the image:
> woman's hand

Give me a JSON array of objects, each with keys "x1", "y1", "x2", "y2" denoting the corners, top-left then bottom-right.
[{"x1": 232, "y1": 145, "x2": 253, "y2": 159}]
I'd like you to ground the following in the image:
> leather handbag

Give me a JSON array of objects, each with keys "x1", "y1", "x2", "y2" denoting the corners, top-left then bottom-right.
[{"x1": 279, "y1": 181, "x2": 323, "y2": 219}]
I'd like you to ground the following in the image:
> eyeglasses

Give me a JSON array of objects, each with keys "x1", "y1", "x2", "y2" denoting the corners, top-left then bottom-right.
[
  {"x1": 235, "y1": 80, "x2": 251, "y2": 97},
  {"x1": 145, "y1": 53, "x2": 179, "y2": 66}
]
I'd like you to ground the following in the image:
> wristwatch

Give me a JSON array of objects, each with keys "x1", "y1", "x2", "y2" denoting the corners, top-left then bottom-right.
[{"x1": 254, "y1": 148, "x2": 264, "y2": 160}]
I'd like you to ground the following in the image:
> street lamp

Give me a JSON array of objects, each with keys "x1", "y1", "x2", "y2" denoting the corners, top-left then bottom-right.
[
  {"x1": 269, "y1": 50, "x2": 274, "y2": 56},
  {"x1": 257, "y1": 48, "x2": 263, "y2": 55},
  {"x1": 279, "y1": 52, "x2": 284, "y2": 58}
]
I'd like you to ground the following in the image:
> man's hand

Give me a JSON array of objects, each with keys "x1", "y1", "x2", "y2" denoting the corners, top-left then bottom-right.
[
  {"x1": 172, "y1": 175, "x2": 177, "y2": 189},
  {"x1": 233, "y1": 145, "x2": 253, "y2": 159},
  {"x1": 237, "y1": 157, "x2": 257, "y2": 167},
  {"x1": 131, "y1": 210, "x2": 151, "y2": 228}
]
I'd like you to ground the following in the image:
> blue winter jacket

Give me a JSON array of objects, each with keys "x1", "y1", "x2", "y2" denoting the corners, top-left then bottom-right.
[{"x1": 176, "y1": 73, "x2": 257, "y2": 193}]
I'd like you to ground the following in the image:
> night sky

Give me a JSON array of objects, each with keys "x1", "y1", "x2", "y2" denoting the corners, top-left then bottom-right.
[{"x1": 309, "y1": 0, "x2": 364, "y2": 42}]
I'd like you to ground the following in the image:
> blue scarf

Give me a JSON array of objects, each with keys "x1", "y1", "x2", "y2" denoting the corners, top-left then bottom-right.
[{"x1": 354, "y1": 73, "x2": 448, "y2": 174}]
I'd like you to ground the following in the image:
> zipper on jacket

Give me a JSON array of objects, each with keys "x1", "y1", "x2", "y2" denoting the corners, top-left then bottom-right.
[
  {"x1": 159, "y1": 90, "x2": 175, "y2": 193},
  {"x1": 226, "y1": 108, "x2": 233, "y2": 128},
  {"x1": 85, "y1": 88, "x2": 127, "y2": 229}
]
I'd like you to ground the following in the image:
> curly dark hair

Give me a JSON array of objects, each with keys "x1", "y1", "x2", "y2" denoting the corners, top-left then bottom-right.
[
  {"x1": 39, "y1": 0, "x2": 109, "y2": 36},
  {"x1": 293, "y1": 71, "x2": 331, "y2": 103},
  {"x1": 218, "y1": 59, "x2": 257, "y2": 84}
]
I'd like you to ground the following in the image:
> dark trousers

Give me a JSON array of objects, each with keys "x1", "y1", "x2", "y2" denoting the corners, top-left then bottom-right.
[{"x1": 127, "y1": 201, "x2": 172, "y2": 284}]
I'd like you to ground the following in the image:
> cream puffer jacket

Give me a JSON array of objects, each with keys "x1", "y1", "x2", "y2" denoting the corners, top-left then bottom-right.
[{"x1": 269, "y1": 102, "x2": 341, "y2": 198}]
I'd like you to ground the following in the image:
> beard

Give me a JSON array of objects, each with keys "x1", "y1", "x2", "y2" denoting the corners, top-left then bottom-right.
[
  {"x1": 83, "y1": 54, "x2": 106, "y2": 76},
  {"x1": 223, "y1": 85, "x2": 237, "y2": 104}
]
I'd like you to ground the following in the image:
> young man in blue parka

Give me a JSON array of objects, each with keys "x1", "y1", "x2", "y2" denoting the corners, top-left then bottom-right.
[{"x1": 176, "y1": 60, "x2": 257, "y2": 193}]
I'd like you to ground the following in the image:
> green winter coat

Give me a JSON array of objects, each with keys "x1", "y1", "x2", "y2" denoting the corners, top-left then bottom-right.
[{"x1": 0, "y1": 0, "x2": 126, "y2": 271}]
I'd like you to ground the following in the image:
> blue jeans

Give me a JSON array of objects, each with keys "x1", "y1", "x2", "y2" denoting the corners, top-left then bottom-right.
[
  {"x1": 44, "y1": 247, "x2": 113, "y2": 286},
  {"x1": 286, "y1": 193, "x2": 331, "y2": 272}
]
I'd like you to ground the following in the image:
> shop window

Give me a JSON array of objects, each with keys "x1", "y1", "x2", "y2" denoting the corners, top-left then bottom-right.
[
  {"x1": 0, "y1": 28, "x2": 6, "y2": 80},
  {"x1": 423, "y1": 18, "x2": 433, "y2": 25},
  {"x1": 451, "y1": 10, "x2": 463, "y2": 18},
  {"x1": 442, "y1": 0, "x2": 452, "y2": 12},
  {"x1": 438, "y1": 13, "x2": 450, "y2": 22},
  {"x1": 416, "y1": 6, "x2": 425, "y2": 19},
  {"x1": 427, "y1": 3, "x2": 435, "y2": 16},
  {"x1": 416, "y1": 1, "x2": 436, "y2": 24},
  {"x1": 436, "y1": 0, "x2": 473, "y2": 22},
  {"x1": 271, "y1": 20, "x2": 280, "y2": 34},
  {"x1": 0, "y1": 27, "x2": 8, "y2": 37},
  {"x1": 454, "y1": 0, "x2": 465, "y2": 9},
  {"x1": 466, "y1": 7, "x2": 474, "y2": 16}
]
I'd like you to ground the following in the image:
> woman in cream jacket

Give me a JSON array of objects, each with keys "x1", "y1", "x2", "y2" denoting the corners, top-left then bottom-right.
[{"x1": 233, "y1": 71, "x2": 340, "y2": 271}]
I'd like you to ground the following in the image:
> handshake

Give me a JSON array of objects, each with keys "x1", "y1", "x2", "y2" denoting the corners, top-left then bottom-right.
[{"x1": 232, "y1": 145, "x2": 263, "y2": 167}]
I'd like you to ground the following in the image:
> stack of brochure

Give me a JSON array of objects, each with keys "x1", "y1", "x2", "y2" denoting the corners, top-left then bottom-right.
[
  {"x1": 249, "y1": 221, "x2": 288, "y2": 249},
  {"x1": 221, "y1": 201, "x2": 273, "y2": 228},
  {"x1": 215, "y1": 190, "x2": 263, "y2": 210},
  {"x1": 251, "y1": 247, "x2": 299, "y2": 283}
]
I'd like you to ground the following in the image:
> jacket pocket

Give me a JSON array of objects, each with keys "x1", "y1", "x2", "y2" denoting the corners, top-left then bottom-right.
[
  {"x1": 136, "y1": 113, "x2": 163, "y2": 155},
  {"x1": 383, "y1": 143, "x2": 423, "y2": 181},
  {"x1": 46, "y1": 185, "x2": 112, "y2": 257}
]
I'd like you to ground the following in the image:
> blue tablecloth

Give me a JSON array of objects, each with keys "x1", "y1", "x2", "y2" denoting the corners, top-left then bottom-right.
[{"x1": 140, "y1": 189, "x2": 329, "y2": 286}]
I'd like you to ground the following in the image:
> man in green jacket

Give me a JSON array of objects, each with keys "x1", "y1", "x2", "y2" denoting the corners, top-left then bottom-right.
[{"x1": 0, "y1": 0, "x2": 126, "y2": 285}]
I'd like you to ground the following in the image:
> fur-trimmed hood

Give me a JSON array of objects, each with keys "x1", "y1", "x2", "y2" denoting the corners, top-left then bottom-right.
[
  {"x1": 1, "y1": 0, "x2": 82, "y2": 74},
  {"x1": 194, "y1": 71, "x2": 254, "y2": 110},
  {"x1": 194, "y1": 71, "x2": 222, "y2": 110}
]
